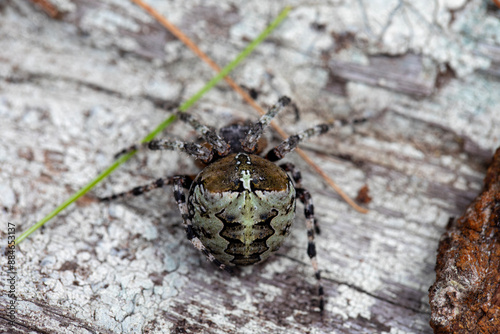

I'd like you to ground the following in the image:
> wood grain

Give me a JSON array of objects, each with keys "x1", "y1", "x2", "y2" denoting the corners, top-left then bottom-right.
[{"x1": 1, "y1": 0, "x2": 500, "y2": 333}]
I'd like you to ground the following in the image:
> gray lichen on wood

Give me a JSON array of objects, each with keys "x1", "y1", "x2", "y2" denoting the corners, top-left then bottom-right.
[{"x1": 1, "y1": 0, "x2": 500, "y2": 333}]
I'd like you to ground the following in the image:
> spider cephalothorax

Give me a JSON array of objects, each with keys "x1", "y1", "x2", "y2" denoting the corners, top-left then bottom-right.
[{"x1": 100, "y1": 96, "x2": 366, "y2": 312}]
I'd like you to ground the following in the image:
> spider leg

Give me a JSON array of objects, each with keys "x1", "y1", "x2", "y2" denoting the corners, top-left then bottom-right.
[
  {"x1": 177, "y1": 112, "x2": 230, "y2": 156},
  {"x1": 297, "y1": 187, "x2": 324, "y2": 313},
  {"x1": 266, "y1": 117, "x2": 368, "y2": 162},
  {"x1": 99, "y1": 174, "x2": 197, "y2": 202},
  {"x1": 114, "y1": 140, "x2": 214, "y2": 164},
  {"x1": 280, "y1": 163, "x2": 320, "y2": 235},
  {"x1": 172, "y1": 176, "x2": 230, "y2": 272},
  {"x1": 281, "y1": 163, "x2": 324, "y2": 312},
  {"x1": 148, "y1": 139, "x2": 215, "y2": 163},
  {"x1": 99, "y1": 177, "x2": 176, "y2": 202},
  {"x1": 241, "y1": 96, "x2": 291, "y2": 152}
]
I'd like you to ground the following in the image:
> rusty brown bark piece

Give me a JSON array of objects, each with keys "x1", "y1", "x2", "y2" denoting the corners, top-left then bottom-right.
[
  {"x1": 29, "y1": 0, "x2": 59, "y2": 18},
  {"x1": 429, "y1": 147, "x2": 500, "y2": 333}
]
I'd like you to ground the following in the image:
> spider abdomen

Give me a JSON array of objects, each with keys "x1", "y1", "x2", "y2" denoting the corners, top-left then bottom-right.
[{"x1": 188, "y1": 153, "x2": 296, "y2": 266}]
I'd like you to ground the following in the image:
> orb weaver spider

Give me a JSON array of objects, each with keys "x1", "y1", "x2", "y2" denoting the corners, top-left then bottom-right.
[{"x1": 100, "y1": 96, "x2": 366, "y2": 312}]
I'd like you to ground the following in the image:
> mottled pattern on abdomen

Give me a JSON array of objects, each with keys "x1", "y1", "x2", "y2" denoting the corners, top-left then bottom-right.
[{"x1": 188, "y1": 181, "x2": 296, "y2": 266}]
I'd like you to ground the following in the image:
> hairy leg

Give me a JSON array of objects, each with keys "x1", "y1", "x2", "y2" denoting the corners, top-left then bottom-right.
[
  {"x1": 267, "y1": 117, "x2": 367, "y2": 162},
  {"x1": 241, "y1": 96, "x2": 291, "y2": 152},
  {"x1": 280, "y1": 162, "x2": 324, "y2": 312}
]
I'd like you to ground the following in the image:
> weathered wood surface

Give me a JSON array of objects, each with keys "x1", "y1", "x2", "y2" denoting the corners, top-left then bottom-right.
[{"x1": 1, "y1": 0, "x2": 500, "y2": 333}]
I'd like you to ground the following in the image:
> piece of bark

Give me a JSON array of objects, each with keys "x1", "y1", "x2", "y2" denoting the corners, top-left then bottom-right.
[
  {"x1": 429, "y1": 147, "x2": 500, "y2": 333},
  {"x1": 355, "y1": 184, "x2": 372, "y2": 205}
]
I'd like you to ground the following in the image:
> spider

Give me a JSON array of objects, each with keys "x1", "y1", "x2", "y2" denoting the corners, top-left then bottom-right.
[{"x1": 100, "y1": 96, "x2": 365, "y2": 312}]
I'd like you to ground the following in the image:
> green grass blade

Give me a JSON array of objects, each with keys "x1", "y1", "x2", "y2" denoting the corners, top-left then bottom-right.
[{"x1": 15, "y1": 6, "x2": 290, "y2": 245}]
